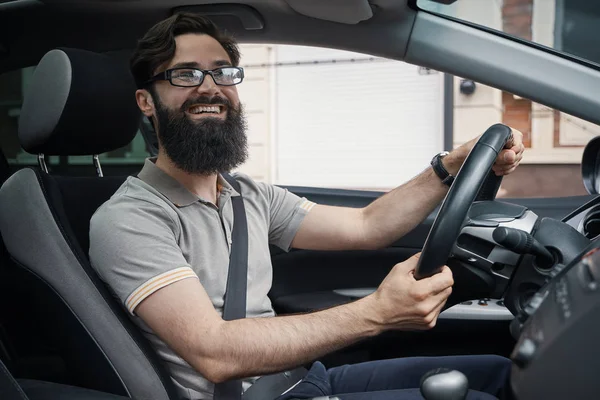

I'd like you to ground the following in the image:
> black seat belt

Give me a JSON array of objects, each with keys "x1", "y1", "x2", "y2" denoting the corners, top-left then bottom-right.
[
  {"x1": 214, "y1": 173, "x2": 249, "y2": 400},
  {"x1": 215, "y1": 174, "x2": 307, "y2": 400}
]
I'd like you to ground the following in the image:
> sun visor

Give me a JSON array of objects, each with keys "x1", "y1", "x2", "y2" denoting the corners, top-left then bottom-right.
[{"x1": 284, "y1": 0, "x2": 374, "y2": 24}]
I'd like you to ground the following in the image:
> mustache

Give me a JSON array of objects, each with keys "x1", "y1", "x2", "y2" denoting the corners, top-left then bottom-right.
[{"x1": 180, "y1": 96, "x2": 233, "y2": 112}]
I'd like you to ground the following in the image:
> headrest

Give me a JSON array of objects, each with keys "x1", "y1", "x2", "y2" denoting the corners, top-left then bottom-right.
[{"x1": 18, "y1": 48, "x2": 140, "y2": 156}]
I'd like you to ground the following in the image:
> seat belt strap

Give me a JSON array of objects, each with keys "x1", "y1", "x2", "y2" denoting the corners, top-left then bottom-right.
[
  {"x1": 220, "y1": 173, "x2": 248, "y2": 322},
  {"x1": 215, "y1": 174, "x2": 307, "y2": 400},
  {"x1": 214, "y1": 173, "x2": 248, "y2": 400}
]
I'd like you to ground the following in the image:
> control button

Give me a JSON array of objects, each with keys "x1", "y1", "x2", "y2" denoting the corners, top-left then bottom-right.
[
  {"x1": 578, "y1": 260, "x2": 599, "y2": 292},
  {"x1": 483, "y1": 298, "x2": 490, "y2": 301},
  {"x1": 460, "y1": 301, "x2": 473, "y2": 305},
  {"x1": 523, "y1": 291, "x2": 548, "y2": 317},
  {"x1": 478, "y1": 300, "x2": 488, "y2": 306},
  {"x1": 550, "y1": 263, "x2": 567, "y2": 278},
  {"x1": 497, "y1": 300, "x2": 505, "y2": 307},
  {"x1": 512, "y1": 338, "x2": 537, "y2": 368},
  {"x1": 468, "y1": 219, "x2": 499, "y2": 227}
]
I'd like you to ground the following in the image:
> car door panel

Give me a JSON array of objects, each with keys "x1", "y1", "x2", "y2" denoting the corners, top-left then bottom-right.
[
  {"x1": 269, "y1": 187, "x2": 593, "y2": 361},
  {"x1": 270, "y1": 187, "x2": 593, "y2": 313}
]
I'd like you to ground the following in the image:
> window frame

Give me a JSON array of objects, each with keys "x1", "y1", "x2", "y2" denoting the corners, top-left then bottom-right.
[{"x1": 409, "y1": 0, "x2": 600, "y2": 72}]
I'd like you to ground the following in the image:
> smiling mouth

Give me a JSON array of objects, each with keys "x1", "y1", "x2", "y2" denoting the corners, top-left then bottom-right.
[{"x1": 187, "y1": 105, "x2": 225, "y2": 115}]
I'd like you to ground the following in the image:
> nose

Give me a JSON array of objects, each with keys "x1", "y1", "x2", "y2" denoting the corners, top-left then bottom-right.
[{"x1": 194, "y1": 73, "x2": 222, "y2": 97}]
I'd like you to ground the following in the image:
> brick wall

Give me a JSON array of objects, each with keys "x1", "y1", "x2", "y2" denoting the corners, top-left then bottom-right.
[
  {"x1": 502, "y1": 0, "x2": 533, "y2": 40},
  {"x1": 502, "y1": 92, "x2": 532, "y2": 148},
  {"x1": 499, "y1": 164, "x2": 587, "y2": 198}
]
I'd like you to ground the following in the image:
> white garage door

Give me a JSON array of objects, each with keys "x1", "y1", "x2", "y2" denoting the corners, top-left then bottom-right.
[{"x1": 274, "y1": 45, "x2": 444, "y2": 190}]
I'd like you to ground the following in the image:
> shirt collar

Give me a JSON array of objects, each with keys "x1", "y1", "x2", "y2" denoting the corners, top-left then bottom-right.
[{"x1": 137, "y1": 157, "x2": 240, "y2": 207}]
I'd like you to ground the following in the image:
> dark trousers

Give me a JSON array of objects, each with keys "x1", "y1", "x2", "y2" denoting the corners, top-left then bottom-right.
[{"x1": 277, "y1": 355, "x2": 512, "y2": 400}]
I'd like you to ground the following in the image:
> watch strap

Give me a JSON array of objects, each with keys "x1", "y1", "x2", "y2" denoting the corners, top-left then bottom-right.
[{"x1": 431, "y1": 152, "x2": 454, "y2": 187}]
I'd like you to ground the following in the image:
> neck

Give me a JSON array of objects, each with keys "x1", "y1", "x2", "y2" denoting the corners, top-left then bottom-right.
[{"x1": 155, "y1": 150, "x2": 219, "y2": 204}]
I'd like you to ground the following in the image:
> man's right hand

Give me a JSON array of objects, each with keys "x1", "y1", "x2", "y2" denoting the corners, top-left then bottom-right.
[{"x1": 371, "y1": 252, "x2": 454, "y2": 331}]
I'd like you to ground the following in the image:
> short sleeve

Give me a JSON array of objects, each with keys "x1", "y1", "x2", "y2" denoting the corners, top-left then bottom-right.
[
  {"x1": 89, "y1": 196, "x2": 198, "y2": 314},
  {"x1": 254, "y1": 181, "x2": 316, "y2": 251}
]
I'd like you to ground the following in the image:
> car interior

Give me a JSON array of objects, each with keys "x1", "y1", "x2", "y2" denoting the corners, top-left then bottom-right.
[{"x1": 0, "y1": 0, "x2": 599, "y2": 399}]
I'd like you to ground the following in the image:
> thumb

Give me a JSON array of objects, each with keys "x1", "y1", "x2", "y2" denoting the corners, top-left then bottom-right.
[{"x1": 396, "y1": 252, "x2": 421, "y2": 274}]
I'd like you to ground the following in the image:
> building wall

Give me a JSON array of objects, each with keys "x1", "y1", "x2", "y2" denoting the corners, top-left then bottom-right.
[
  {"x1": 236, "y1": 44, "x2": 445, "y2": 189},
  {"x1": 235, "y1": 44, "x2": 273, "y2": 183},
  {"x1": 452, "y1": 0, "x2": 593, "y2": 198}
]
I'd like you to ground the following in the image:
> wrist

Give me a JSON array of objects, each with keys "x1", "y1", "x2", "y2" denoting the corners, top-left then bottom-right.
[
  {"x1": 441, "y1": 150, "x2": 463, "y2": 176},
  {"x1": 359, "y1": 292, "x2": 387, "y2": 336}
]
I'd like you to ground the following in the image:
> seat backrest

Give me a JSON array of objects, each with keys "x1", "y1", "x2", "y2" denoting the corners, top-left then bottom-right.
[
  {"x1": 0, "y1": 48, "x2": 179, "y2": 400},
  {"x1": 0, "y1": 357, "x2": 30, "y2": 400}
]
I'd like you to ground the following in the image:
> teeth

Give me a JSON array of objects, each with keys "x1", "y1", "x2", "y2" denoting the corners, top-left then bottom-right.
[{"x1": 190, "y1": 105, "x2": 221, "y2": 114}]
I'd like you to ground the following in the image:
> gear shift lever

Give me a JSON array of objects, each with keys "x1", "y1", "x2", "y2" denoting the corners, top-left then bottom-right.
[{"x1": 420, "y1": 368, "x2": 469, "y2": 400}]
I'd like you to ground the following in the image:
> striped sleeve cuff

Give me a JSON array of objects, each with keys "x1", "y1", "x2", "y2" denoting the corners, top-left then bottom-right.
[
  {"x1": 125, "y1": 266, "x2": 198, "y2": 314},
  {"x1": 299, "y1": 199, "x2": 316, "y2": 212},
  {"x1": 276, "y1": 198, "x2": 317, "y2": 252}
]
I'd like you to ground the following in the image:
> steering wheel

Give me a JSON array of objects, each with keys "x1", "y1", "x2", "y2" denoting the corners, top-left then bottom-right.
[{"x1": 414, "y1": 123, "x2": 513, "y2": 280}]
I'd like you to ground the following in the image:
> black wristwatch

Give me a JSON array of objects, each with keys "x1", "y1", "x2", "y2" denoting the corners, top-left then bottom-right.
[{"x1": 430, "y1": 151, "x2": 454, "y2": 187}]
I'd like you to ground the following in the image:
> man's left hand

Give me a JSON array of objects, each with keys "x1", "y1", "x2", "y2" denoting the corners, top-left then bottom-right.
[
  {"x1": 491, "y1": 128, "x2": 525, "y2": 176},
  {"x1": 447, "y1": 127, "x2": 525, "y2": 177}
]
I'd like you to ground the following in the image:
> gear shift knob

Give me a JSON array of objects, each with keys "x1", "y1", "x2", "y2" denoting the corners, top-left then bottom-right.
[{"x1": 420, "y1": 368, "x2": 469, "y2": 400}]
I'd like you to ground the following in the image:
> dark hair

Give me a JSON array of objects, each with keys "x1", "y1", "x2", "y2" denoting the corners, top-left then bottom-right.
[{"x1": 130, "y1": 13, "x2": 241, "y2": 88}]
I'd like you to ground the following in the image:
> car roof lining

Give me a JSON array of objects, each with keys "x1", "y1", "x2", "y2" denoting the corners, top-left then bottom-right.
[
  {"x1": 0, "y1": 0, "x2": 415, "y2": 72},
  {"x1": 1, "y1": 0, "x2": 600, "y2": 126},
  {"x1": 283, "y1": 0, "x2": 374, "y2": 24}
]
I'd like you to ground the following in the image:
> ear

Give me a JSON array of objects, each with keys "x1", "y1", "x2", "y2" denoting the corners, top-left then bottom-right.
[{"x1": 135, "y1": 89, "x2": 155, "y2": 117}]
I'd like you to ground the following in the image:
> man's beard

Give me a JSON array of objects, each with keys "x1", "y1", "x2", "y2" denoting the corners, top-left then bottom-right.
[{"x1": 154, "y1": 94, "x2": 248, "y2": 175}]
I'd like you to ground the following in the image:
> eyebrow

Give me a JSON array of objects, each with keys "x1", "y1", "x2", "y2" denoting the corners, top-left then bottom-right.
[{"x1": 170, "y1": 60, "x2": 233, "y2": 70}]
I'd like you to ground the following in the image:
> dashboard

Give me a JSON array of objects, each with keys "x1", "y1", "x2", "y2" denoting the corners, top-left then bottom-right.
[{"x1": 509, "y1": 236, "x2": 600, "y2": 399}]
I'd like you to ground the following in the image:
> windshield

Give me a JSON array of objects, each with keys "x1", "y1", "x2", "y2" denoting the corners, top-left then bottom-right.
[{"x1": 417, "y1": 0, "x2": 600, "y2": 68}]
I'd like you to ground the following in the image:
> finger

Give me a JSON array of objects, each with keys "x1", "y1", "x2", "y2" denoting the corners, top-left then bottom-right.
[
  {"x1": 397, "y1": 252, "x2": 423, "y2": 274},
  {"x1": 430, "y1": 286, "x2": 453, "y2": 306},
  {"x1": 494, "y1": 153, "x2": 523, "y2": 171},
  {"x1": 499, "y1": 149, "x2": 517, "y2": 164},
  {"x1": 494, "y1": 151, "x2": 515, "y2": 167},
  {"x1": 512, "y1": 143, "x2": 525, "y2": 155},
  {"x1": 429, "y1": 289, "x2": 451, "y2": 317},
  {"x1": 509, "y1": 150, "x2": 523, "y2": 164},
  {"x1": 500, "y1": 166, "x2": 519, "y2": 176},
  {"x1": 423, "y1": 266, "x2": 454, "y2": 293},
  {"x1": 432, "y1": 288, "x2": 451, "y2": 311},
  {"x1": 493, "y1": 168, "x2": 515, "y2": 177},
  {"x1": 509, "y1": 128, "x2": 524, "y2": 147},
  {"x1": 421, "y1": 287, "x2": 452, "y2": 326},
  {"x1": 493, "y1": 165, "x2": 518, "y2": 176},
  {"x1": 494, "y1": 163, "x2": 519, "y2": 173}
]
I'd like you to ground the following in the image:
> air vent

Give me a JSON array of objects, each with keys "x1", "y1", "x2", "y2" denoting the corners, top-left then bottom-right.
[{"x1": 581, "y1": 205, "x2": 600, "y2": 239}]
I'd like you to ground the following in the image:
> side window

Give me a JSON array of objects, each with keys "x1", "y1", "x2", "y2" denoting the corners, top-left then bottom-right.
[
  {"x1": 235, "y1": 44, "x2": 597, "y2": 199},
  {"x1": 236, "y1": 44, "x2": 446, "y2": 190},
  {"x1": 453, "y1": 76, "x2": 594, "y2": 198},
  {"x1": 0, "y1": 66, "x2": 149, "y2": 173}
]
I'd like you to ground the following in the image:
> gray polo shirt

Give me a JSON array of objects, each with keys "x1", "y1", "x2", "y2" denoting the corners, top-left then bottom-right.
[{"x1": 89, "y1": 158, "x2": 315, "y2": 399}]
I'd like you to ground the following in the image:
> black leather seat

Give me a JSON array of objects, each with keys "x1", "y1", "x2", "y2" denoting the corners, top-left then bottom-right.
[
  {"x1": 0, "y1": 48, "x2": 180, "y2": 399},
  {"x1": 18, "y1": 379, "x2": 132, "y2": 400},
  {"x1": 1, "y1": 356, "x2": 129, "y2": 400},
  {"x1": 0, "y1": 46, "x2": 340, "y2": 400}
]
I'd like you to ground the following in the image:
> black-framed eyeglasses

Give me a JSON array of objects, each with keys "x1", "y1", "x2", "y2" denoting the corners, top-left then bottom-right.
[{"x1": 145, "y1": 66, "x2": 245, "y2": 87}]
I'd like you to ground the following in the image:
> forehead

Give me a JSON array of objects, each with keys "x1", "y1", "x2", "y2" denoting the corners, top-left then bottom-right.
[{"x1": 167, "y1": 33, "x2": 232, "y2": 69}]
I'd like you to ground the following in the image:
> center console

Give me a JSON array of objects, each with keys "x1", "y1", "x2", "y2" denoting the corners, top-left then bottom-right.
[{"x1": 509, "y1": 240, "x2": 600, "y2": 399}]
